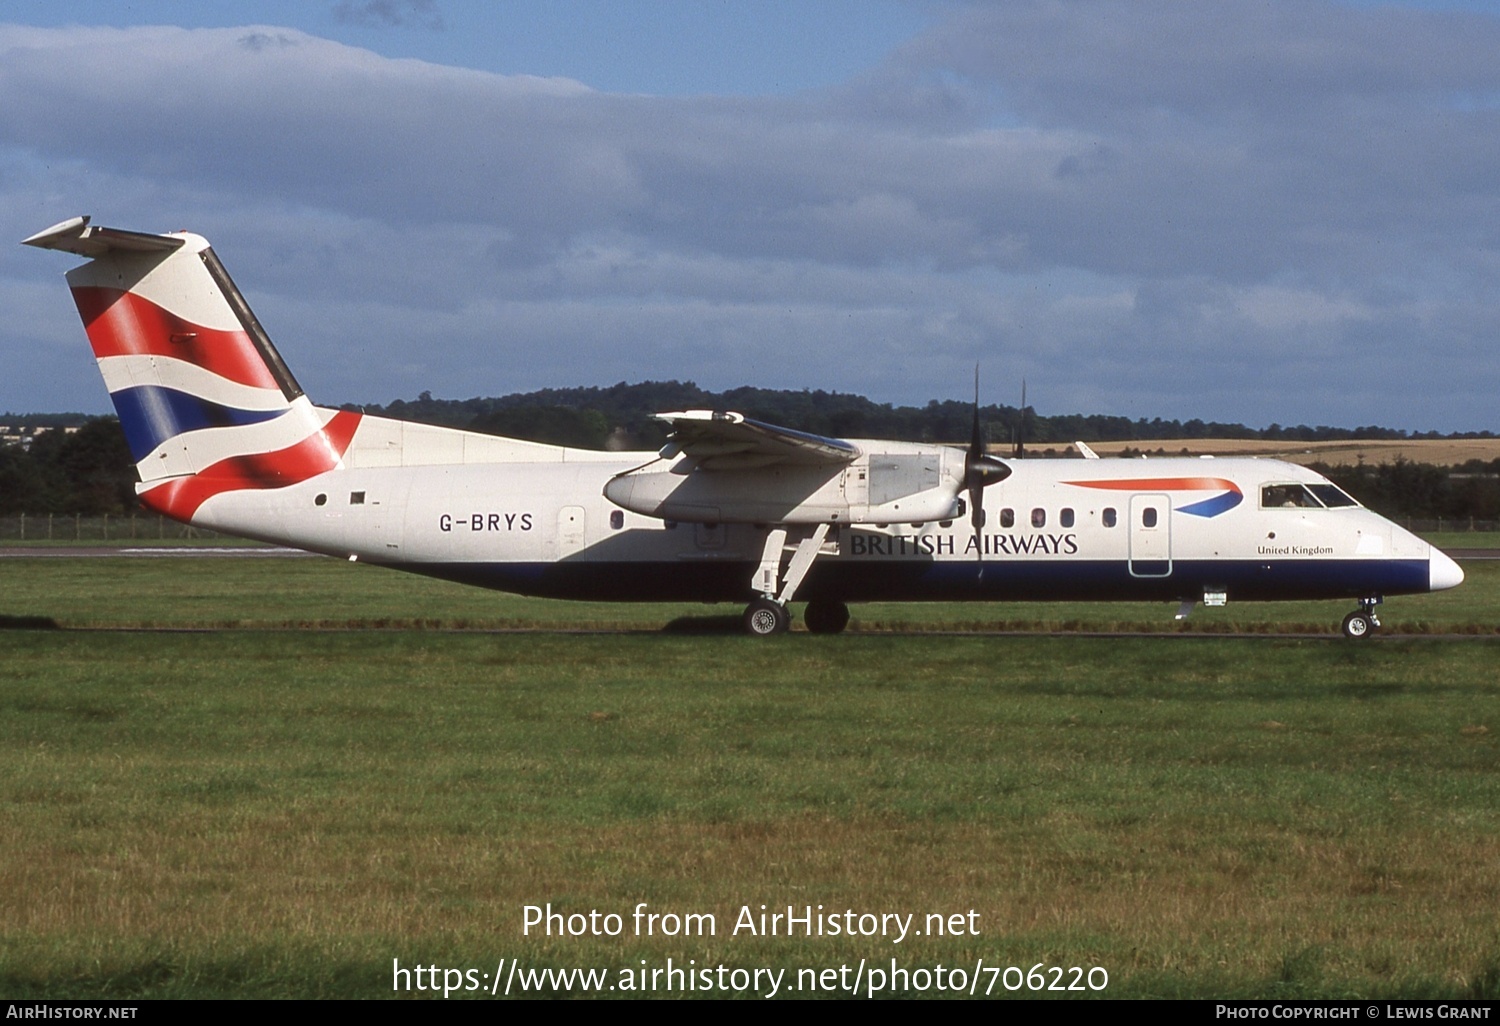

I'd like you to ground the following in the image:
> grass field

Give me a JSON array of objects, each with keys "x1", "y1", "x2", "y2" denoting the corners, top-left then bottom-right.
[
  {"x1": 1, "y1": 550, "x2": 1496, "y2": 635},
  {"x1": 1, "y1": 557, "x2": 1498, "y2": 999}
]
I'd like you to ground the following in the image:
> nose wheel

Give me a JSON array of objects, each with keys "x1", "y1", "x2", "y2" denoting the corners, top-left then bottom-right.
[{"x1": 1341, "y1": 599, "x2": 1382, "y2": 640}]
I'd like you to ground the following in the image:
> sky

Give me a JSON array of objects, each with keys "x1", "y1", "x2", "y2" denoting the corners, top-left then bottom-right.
[{"x1": 3, "y1": 1, "x2": 1499, "y2": 432}]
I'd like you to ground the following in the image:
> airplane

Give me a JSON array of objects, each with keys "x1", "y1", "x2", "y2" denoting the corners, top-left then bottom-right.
[{"x1": 24, "y1": 216, "x2": 1464, "y2": 639}]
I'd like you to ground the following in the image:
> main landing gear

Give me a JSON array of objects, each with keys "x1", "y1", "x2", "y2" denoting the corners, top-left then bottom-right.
[
  {"x1": 1341, "y1": 597, "x2": 1382, "y2": 640},
  {"x1": 744, "y1": 597, "x2": 791, "y2": 636},
  {"x1": 803, "y1": 599, "x2": 851, "y2": 635},
  {"x1": 743, "y1": 597, "x2": 850, "y2": 636},
  {"x1": 742, "y1": 524, "x2": 849, "y2": 636}
]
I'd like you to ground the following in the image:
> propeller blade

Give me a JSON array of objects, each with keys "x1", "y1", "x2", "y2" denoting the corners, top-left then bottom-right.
[
  {"x1": 963, "y1": 367, "x2": 1011, "y2": 573},
  {"x1": 1013, "y1": 379, "x2": 1027, "y2": 460},
  {"x1": 970, "y1": 365, "x2": 984, "y2": 460},
  {"x1": 967, "y1": 366, "x2": 986, "y2": 542}
]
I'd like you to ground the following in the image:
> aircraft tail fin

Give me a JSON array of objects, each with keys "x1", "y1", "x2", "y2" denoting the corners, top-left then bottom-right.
[{"x1": 24, "y1": 216, "x2": 360, "y2": 520}]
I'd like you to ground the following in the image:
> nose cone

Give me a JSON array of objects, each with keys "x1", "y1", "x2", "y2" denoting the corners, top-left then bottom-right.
[{"x1": 1429, "y1": 547, "x2": 1465, "y2": 592}]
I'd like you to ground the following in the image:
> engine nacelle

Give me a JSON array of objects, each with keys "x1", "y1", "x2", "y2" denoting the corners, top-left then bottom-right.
[{"x1": 603, "y1": 445, "x2": 967, "y2": 525}]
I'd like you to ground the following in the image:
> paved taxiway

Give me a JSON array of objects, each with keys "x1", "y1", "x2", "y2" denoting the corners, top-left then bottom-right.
[{"x1": 0, "y1": 547, "x2": 317, "y2": 558}]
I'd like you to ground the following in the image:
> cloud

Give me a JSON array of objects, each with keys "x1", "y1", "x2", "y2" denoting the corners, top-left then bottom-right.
[
  {"x1": 332, "y1": 1, "x2": 444, "y2": 31},
  {"x1": 3, "y1": 5, "x2": 1499, "y2": 431},
  {"x1": 884, "y1": 1, "x2": 1500, "y2": 282}
]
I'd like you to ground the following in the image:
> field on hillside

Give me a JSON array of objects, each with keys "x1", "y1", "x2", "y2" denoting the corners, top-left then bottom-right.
[{"x1": 1071, "y1": 437, "x2": 1500, "y2": 467}]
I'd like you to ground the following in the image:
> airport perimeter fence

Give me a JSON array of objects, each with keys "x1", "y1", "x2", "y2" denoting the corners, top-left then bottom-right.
[
  {"x1": 1399, "y1": 517, "x2": 1498, "y2": 533},
  {"x1": 0, "y1": 514, "x2": 231, "y2": 543}
]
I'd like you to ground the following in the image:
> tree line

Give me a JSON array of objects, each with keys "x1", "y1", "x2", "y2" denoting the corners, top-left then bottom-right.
[
  {"x1": 2, "y1": 381, "x2": 1497, "y2": 520},
  {"x1": 358, "y1": 382, "x2": 1498, "y2": 453},
  {"x1": 0, "y1": 418, "x2": 136, "y2": 516}
]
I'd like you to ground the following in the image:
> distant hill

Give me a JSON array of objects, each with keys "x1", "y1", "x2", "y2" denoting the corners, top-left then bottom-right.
[
  {"x1": 1081, "y1": 437, "x2": 1500, "y2": 468},
  {"x1": 0, "y1": 412, "x2": 94, "y2": 430},
  {"x1": 343, "y1": 381, "x2": 1497, "y2": 453}
]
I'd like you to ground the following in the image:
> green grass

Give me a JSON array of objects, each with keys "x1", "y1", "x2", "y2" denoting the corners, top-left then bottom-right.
[
  {"x1": 2, "y1": 556, "x2": 1499, "y2": 998},
  {"x1": 0, "y1": 629, "x2": 1497, "y2": 998},
  {"x1": 1424, "y1": 531, "x2": 1500, "y2": 551}
]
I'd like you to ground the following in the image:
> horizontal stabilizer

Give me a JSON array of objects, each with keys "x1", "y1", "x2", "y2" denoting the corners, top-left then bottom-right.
[{"x1": 21, "y1": 216, "x2": 185, "y2": 258}]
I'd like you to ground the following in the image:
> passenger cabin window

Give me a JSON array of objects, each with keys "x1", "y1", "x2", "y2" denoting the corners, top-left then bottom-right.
[
  {"x1": 1142, "y1": 508, "x2": 1158, "y2": 528},
  {"x1": 1102, "y1": 507, "x2": 1117, "y2": 528},
  {"x1": 610, "y1": 510, "x2": 624, "y2": 530},
  {"x1": 1031, "y1": 507, "x2": 1046, "y2": 528},
  {"x1": 1000, "y1": 508, "x2": 1015, "y2": 529},
  {"x1": 1060, "y1": 508, "x2": 1075, "y2": 528}
]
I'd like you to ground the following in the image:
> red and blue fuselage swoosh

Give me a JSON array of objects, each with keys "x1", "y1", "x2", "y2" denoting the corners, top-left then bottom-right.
[{"x1": 1062, "y1": 477, "x2": 1244, "y2": 517}]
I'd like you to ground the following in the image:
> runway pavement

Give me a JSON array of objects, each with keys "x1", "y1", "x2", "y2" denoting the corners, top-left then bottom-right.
[{"x1": 0, "y1": 546, "x2": 319, "y2": 558}]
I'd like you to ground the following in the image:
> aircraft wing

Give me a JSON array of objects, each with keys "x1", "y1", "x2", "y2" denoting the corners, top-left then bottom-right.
[{"x1": 654, "y1": 410, "x2": 860, "y2": 469}]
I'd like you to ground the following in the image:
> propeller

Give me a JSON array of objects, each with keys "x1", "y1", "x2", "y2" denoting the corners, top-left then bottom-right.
[
  {"x1": 1012, "y1": 379, "x2": 1027, "y2": 459},
  {"x1": 964, "y1": 367, "x2": 1011, "y2": 571}
]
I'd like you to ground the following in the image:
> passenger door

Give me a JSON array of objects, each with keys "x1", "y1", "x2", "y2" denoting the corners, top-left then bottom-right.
[{"x1": 1128, "y1": 494, "x2": 1172, "y2": 577}]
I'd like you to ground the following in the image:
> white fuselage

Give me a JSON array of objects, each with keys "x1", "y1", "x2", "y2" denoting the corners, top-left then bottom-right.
[{"x1": 182, "y1": 413, "x2": 1459, "y2": 606}]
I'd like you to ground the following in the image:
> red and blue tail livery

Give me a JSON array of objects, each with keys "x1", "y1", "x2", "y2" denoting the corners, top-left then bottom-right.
[
  {"x1": 27, "y1": 217, "x2": 361, "y2": 521},
  {"x1": 26, "y1": 217, "x2": 1463, "y2": 638}
]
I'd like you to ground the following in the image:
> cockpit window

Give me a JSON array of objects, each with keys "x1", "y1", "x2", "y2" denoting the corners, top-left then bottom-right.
[
  {"x1": 1307, "y1": 484, "x2": 1360, "y2": 508},
  {"x1": 1261, "y1": 483, "x2": 1323, "y2": 509},
  {"x1": 1261, "y1": 483, "x2": 1360, "y2": 509}
]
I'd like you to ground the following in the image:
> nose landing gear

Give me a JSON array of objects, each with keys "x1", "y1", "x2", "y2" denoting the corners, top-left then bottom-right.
[{"x1": 1341, "y1": 598, "x2": 1382, "y2": 640}]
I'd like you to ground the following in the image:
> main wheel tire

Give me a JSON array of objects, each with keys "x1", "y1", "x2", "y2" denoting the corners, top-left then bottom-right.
[
  {"x1": 1341, "y1": 611, "x2": 1373, "y2": 640},
  {"x1": 803, "y1": 599, "x2": 851, "y2": 635},
  {"x1": 744, "y1": 599, "x2": 791, "y2": 636}
]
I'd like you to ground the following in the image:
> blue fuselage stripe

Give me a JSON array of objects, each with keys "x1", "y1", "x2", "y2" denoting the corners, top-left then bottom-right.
[{"x1": 395, "y1": 557, "x2": 1431, "y2": 604}]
